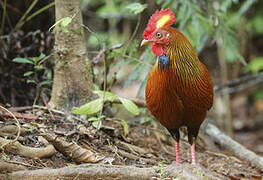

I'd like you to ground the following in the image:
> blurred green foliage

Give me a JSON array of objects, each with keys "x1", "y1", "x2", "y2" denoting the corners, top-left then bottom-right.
[
  {"x1": 84, "y1": 0, "x2": 262, "y2": 89},
  {"x1": 81, "y1": 0, "x2": 262, "y2": 124},
  {"x1": 253, "y1": 90, "x2": 263, "y2": 100},
  {"x1": 12, "y1": 53, "x2": 53, "y2": 88},
  {"x1": 246, "y1": 57, "x2": 263, "y2": 74}
]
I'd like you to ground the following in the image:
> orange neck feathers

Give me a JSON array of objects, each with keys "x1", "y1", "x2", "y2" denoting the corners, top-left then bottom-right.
[{"x1": 156, "y1": 27, "x2": 203, "y2": 81}]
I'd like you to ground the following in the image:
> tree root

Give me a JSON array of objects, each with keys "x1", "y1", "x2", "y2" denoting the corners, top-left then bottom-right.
[
  {"x1": 41, "y1": 133, "x2": 104, "y2": 163},
  {"x1": 205, "y1": 123, "x2": 263, "y2": 169},
  {"x1": 0, "y1": 137, "x2": 55, "y2": 159},
  {"x1": 0, "y1": 160, "x2": 27, "y2": 173},
  {"x1": 8, "y1": 163, "x2": 228, "y2": 180}
]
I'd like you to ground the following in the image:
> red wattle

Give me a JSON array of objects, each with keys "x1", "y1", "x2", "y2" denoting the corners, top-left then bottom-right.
[{"x1": 152, "y1": 43, "x2": 164, "y2": 56}]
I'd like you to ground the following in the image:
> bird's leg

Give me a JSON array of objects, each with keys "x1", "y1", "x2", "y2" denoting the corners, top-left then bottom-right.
[
  {"x1": 174, "y1": 140, "x2": 180, "y2": 164},
  {"x1": 190, "y1": 141, "x2": 196, "y2": 165},
  {"x1": 187, "y1": 127, "x2": 199, "y2": 165},
  {"x1": 168, "y1": 128, "x2": 180, "y2": 164}
]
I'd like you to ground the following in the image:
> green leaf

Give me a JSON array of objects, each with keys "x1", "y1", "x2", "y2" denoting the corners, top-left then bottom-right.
[
  {"x1": 245, "y1": 57, "x2": 263, "y2": 74},
  {"x1": 72, "y1": 98, "x2": 103, "y2": 115},
  {"x1": 23, "y1": 71, "x2": 34, "y2": 77},
  {"x1": 125, "y1": 3, "x2": 147, "y2": 14},
  {"x1": 39, "y1": 80, "x2": 53, "y2": 87},
  {"x1": 93, "y1": 90, "x2": 116, "y2": 102},
  {"x1": 32, "y1": 53, "x2": 46, "y2": 65},
  {"x1": 118, "y1": 97, "x2": 139, "y2": 115},
  {"x1": 46, "y1": 69, "x2": 52, "y2": 80},
  {"x1": 60, "y1": 17, "x2": 72, "y2": 32},
  {"x1": 120, "y1": 119, "x2": 129, "y2": 136},
  {"x1": 140, "y1": 117, "x2": 152, "y2": 124},
  {"x1": 92, "y1": 120, "x2": 102, "y2": 129},
  {"x1": 12, "y1": 58, "x2": 34, "y2": 64},
  {"x1": 88, "y1": 117, "x2": 99, "y2": 122},
  {"x1": 27, "y1": 79, "x2": 36, "y2": 84},
  {"x1": 39, "y1": 53, "x2": 46, "y2": 60},
  {"x1": 49, "y1": 17, "x2": 72, "y2": 32}
]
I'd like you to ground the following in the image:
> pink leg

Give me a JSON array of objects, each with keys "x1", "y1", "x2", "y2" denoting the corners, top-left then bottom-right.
[
  {"x1": 190, "y1": 143, "x2": 196, "y2": 165},
  {"x1": 174, "y1": 140, "x2": 181, "y2": 164}
]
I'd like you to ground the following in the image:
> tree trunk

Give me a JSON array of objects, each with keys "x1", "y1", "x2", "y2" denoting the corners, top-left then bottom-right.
[{"x1": 49, "y1": 0, "x2": 93, "y2": 111}]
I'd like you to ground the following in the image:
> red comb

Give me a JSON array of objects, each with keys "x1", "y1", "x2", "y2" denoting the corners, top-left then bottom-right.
[{"x1": 143, "y1": 8, "x2": 175, "y2": 39}]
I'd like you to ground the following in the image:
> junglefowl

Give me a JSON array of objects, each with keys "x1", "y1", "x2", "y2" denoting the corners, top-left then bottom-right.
[{"x1": 141, "y1": 9, "x2": 213, "y2": 164}]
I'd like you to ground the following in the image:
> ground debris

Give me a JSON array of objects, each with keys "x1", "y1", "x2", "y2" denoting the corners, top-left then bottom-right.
[{"x1": 0, "y1": 105, "x2": 262, "y2": 179}]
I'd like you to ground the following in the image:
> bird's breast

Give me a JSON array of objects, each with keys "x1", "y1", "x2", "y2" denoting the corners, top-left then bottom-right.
[
  {"x1": 145, "y1": 56, "x2": 213, "y2": 128},
  {"x1": 145, "y1": 62, "x2": 184, "y2": 128}
]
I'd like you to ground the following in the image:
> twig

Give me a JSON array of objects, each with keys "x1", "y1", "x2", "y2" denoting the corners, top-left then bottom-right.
[
  {"x1": 33, "y1": 105, "x2": 84, "y2": 123},
  {"x1": 110, "y1": 97, "x2": 146, "y2": 107},
  {"x1": 0, "y1": 0, "x2": 7, "y2": 35},
  {"x1": 214, "y1": 71, "x2": 263, "y2": 95},
  {"x1": 13, "y1": 0, "x2": 38, "y2": 31},
  {"x1": 41, "y1": 92, "x2": 55, "y2": 120},
  {"x1": 224, "y1": 74, "x2": 263, "y2": 95},
  {"x1": 8, "y1": 106, "x2": 33, "y2": 112},
  {"x1": 0, "y1": 106, "x2": 21, "y2": 150},
  {"x1": 122, "y1": 14, "x2": 141, "y2": 56},
  {"x1": 24, "y1": 2, "x2": 55, "y2": 23},
  {"x1": 92, "y1": 43, "x2": 123, "y2": 63}
]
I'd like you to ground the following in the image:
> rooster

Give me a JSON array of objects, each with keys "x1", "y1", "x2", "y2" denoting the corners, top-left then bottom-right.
[{"x1": 141, "y1": 9, "x2": 213, "y2": 164}]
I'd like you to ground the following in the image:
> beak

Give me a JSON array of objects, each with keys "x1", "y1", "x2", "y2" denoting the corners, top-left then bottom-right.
[{"x1": 140, "y1": 39, "x2": 152, "y2": 47}]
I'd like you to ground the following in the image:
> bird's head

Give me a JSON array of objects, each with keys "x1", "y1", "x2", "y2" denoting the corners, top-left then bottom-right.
[{"x1": 141, "y1": 9, "x2": 175, "y2": 56}]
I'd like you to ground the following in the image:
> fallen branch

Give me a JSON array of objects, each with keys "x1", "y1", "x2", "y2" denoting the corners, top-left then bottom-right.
[
  {"x1": 8, "y1": 163, "x2": 226, "y2": 180},
  {"x1": 204, "y1": 123, "x2": 263, "y2": 169}
]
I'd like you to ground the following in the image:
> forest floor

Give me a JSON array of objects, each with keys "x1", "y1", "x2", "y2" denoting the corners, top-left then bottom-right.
[{"x1": 0, "y1": 105, "x2": 262, "y2": 179}]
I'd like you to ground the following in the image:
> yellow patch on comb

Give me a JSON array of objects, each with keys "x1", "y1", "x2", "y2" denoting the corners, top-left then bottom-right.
[{"x1": 156, "y1": 15, "x2": 171, "y2": 28}]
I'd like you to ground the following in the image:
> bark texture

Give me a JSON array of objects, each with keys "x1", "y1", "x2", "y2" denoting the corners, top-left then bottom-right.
[
  {"x1": 8, "y1": 164, "x2": 228, "y2": 180},
  {"x1": 49, "y1": 0, "x2": 93, "y2": 111}
]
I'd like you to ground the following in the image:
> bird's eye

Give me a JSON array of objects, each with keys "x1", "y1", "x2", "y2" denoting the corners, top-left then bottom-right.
[
  {"x1": 156, "y1": 32, "x2": 162, "y2": 38},
  {"x1": 166, "y1": 33, "x2": 170, "y2": 38}
]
